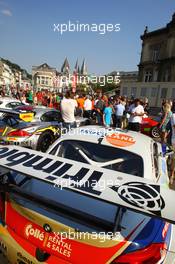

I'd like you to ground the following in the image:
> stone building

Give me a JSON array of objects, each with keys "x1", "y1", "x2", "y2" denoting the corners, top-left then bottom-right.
[
  {"x1": 138, "y1": 13, "x2": 175, "y2": 82},
  {"x1": 32, "y1": 63, "x2": 57, "y2": 91},
  {"x1": 120, "y1": 13, "x2": 175, "y2": 107}
]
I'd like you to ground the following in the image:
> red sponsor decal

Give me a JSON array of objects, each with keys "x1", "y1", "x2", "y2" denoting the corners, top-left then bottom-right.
[
  {"x1": 6, "y1": 201, "x2": 130, "y2": 264},
  {"x1": 106, "y1": 133, "x2": 136, "y2": 147}
]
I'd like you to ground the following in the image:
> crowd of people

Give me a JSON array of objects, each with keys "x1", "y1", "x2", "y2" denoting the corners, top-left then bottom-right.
[{"x1": 1, "y1": 87, "x2": 175, "y2": 184}]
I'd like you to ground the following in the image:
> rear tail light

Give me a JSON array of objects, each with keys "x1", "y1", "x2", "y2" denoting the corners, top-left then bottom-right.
[
  {"x1": 0, "y1": 193, "x2": 5, "y2": 224},
  {"x1": 7, "y1": 130, "x2": 31, "y2": 137},
  {"x1": 112, "y1": 243, "x2": 167, "y2": 264}
]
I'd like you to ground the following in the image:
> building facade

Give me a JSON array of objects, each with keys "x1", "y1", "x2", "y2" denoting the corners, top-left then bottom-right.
[
  {"x1": 120, "y1": 82, "x2": 175, "y2": 107},
  {"x1": 32, "y1": 63, "x2": 57, "y2": 91},
  {"x1": 32, "y1": 59, "x2": 88, "y2": 92},
  {"x1": 138, "y1": 13, "x2": 175, "y2": 82},
  {"x1": 120, "y1": 13, "x2": 175, "y2": 107}
]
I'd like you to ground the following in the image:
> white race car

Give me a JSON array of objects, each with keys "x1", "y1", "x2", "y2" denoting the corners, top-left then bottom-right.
[
  {"x1": 0, "y1": 97, "x2": 25, "y2": 110},
  {"x1": 46, "y1": 125, "x2": 175, "y2": 263},
  {"x1": 0, "y1": 127, "x2": 174, "y2": 264}
]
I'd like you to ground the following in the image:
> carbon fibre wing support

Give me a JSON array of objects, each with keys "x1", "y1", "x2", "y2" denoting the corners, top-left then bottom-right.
[{"x1": 0, "y1": 145, "x2": 174, "y2": 224}]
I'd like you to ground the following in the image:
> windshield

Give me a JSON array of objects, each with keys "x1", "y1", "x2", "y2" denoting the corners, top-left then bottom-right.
[{"x1": 49, "y1": 140, "x2": 144, "y2": 177}]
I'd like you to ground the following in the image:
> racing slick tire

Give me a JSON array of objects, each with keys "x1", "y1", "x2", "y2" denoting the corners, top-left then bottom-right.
[
  {"x1": 36, "y1": 131, "x2": 55, "y2": 152},
  {"x1": 151, "y1": 126, "x2": 160, "y2": 138}
]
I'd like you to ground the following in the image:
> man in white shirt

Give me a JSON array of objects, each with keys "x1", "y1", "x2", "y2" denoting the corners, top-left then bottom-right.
[
  {"x1": 61, "y1": 91, "x2": 78, "y2": 130},
  {"x1": 128, "y1": 99, "x2": 145, "y2": 132},
  {"x1": 114, "y1": 99, "x2": 125, "y2": 128},
  {"x1": 84, "y1": 95, "x2": 92, "y2": 118}
]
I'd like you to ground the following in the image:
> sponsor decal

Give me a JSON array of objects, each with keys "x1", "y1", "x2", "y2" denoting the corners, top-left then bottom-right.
[
  {"x1": 80, "y1": 128, "x2": 105, "y2": 137},
  {"x1": 0, "y1": 147, "x2": 102, "y2": 195},
  {"x1": 19, "y1": 113, "x2": 34, "y2": 122},
  {"x1": 6, "y1": 137, "x2": 18, "y2": 141},
  {"x1": 25, "y1": 224, "x2": 45, "y2": 241},
  {"x1": 110, "y1": 182, "x2": 165, "y2": 215},
  {"x1": 106, "y1": 133, "x2": 136, "y2": 147},
  {"x1": 24, "y1": 223, "x2": 72, "y2": 258}
]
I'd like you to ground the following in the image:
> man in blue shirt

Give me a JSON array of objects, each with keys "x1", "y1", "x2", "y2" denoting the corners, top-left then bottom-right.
[{"x1": 103, "y1": 103, "x2": 113, "y2": 127}]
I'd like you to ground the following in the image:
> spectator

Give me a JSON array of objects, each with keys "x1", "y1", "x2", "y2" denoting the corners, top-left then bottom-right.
[
  {"x1": 77, "y1": 94, "x2": 85, "y2": 116},
  {"x1": 128, "y1": 98, "x2": 145, "y2": 132},
  {"x1": 27, "y1": 90, "x2": 33, "y2": 104},
  {"x1": 33, "y1": 93, "x2": 38, "y2": 105},
  {"x1": 103, "y1": 103, "x2": 113, "y2": 128},
  {"x1": 114, "y1": 99, "x2": 125, "y2": 128},
  {"x1": 159, "y1": 103, "x2": 172, "y2": 144},
  {"x1": 61, "y1": 91, "x2": 78, "y2": 130},
  {"x1": 84, "y1": 95, "x2": 92, "y2": 118},
  {"x1": 95, "y1": 96, "x2": 105, "y2": 125}
]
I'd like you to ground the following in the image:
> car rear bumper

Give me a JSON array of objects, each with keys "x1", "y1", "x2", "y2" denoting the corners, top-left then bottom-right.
[{"x1": 0, "y1": 224, "x2": 71, "y2": 264}]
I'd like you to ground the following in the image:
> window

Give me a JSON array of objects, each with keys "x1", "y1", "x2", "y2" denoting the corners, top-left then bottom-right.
[
  {"x1": 144, "y1": 71, "x2": 152, "y2": 82},
  {"x1": 37, "y1": 77, "x2": 40, "y2": 84},
  {"x1": 122, "y1": 87, "x2": 128, "y2": 96},
  {"x1": 152, "y1": 49, "x2": 159, "y2": 62},
  {"x1": 131, "y1": 87, "x2": 137, "y2": 98},
  {"x1": 140, "y1": 87, "x2": 147, "y2": 97},
  {"x1": 40, "y1": 111, "x2": 62, "y2": 122},
  {"x1": 5, "y1": 102, "x2": 24, "y2": 109},
  {"x1": 163, "y1": 68, "x2": 171, "y2": 82},
  {"x1": 151, "y1": 87, "x2": 157, "y2": 97},
  {"x1": 171, "y1": 88, "x2": 175, "y2": 98},
  {"x1": 10, "y1": 171, "x2": 119, "y2": 232},
  {"x1": 49, "y1": 140, "x2": 144, "y2": 177},
  {"x1": 160, "y1": 88, "x2": 167, "y2": 99},
  {"x1": 153, "y1": 70, "x2": 158, "y2": 81},
  {"x1": 41, "y1": 76, "x2": 45, "y2": 85},
  {"x1": 2, "y1": 115, "x2": 19, "y2": 127}
]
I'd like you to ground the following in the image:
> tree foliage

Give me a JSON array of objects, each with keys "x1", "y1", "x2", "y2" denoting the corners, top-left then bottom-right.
[{"x1": 1, "y1": 58, "x2": 31, "y2": 80}]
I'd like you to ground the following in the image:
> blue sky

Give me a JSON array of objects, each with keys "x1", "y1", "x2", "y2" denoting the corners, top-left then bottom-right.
[{"x1": 0, "y1": 0, "x2": 175, "y2": 74}]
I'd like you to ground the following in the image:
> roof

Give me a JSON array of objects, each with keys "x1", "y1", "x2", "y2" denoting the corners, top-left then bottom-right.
[
  {"x1": 32, "y1": 63, "x2": 56, "y2": 72},
  {"x1": 141, "y1": 13, "x2": 175, "y2": 40},
  {"x1": 60, "y1": 125, "x2": 154, "y2": 157},
  {"x1": 54, "y1": 126, "x2": 157, "y2": 181},
  {"x1": 0, "y1": 97, "x2": 20, "y2": 102},
  {"x1": 0, "y1": 145, "x2": 174, "y2": 224}
]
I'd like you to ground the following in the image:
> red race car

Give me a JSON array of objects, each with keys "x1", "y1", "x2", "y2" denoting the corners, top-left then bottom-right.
[{"x1": 141, "y1": 115, "x2": 160, "y2": 138}]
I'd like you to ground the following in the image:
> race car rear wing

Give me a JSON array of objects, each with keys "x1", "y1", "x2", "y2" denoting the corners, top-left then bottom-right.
[
  {"x1": 0, "y1": 145, "x2": 174, "y2": 225},
  {"x1": 0, "y1": 108, "x2": 34, "y2": 122}
]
